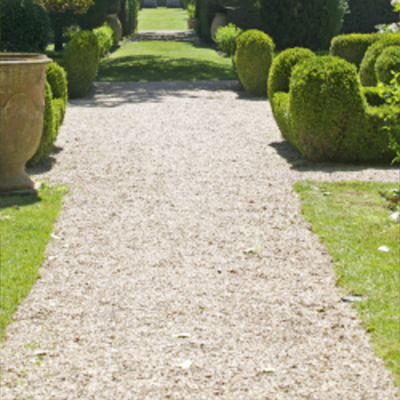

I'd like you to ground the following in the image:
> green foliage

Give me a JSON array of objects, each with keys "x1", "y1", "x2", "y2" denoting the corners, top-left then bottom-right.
[
  {"x1": 0, "y1": 0, "x2": 51, "y2": 52},
  {"x1": 330, "y1": 33, "x2": 379, "y2": 69},
  {"x1": 186, "y1": 1, "x2": 195, "y2": 19},
  {"x1": 267, "y1": 47, "x2": 314, "y2": 103},
  {"x1": 226, "y1": 4, "x2": 261, "y2": 31},
  {"x1": 342, "y1": 0, "x2": 399, "y2": 34},
  {"x1": 119, "y1": 0, "x2": 139, "y2": 36},
  {"x1": 78, "y1": 0, "x2": 109, "y2": 30},
  {"x1": 64, "y1": 30, "x2": 100, "y2": 98},
  {"x1": 360, "y1": 33, "x2": 400, "y2": 86},
  {"x1": 28, "y1": 62, "x2": 68, "y2": 166},
  {"x1": 259, "y1": 0, "x2": 347, "y2": 51},
  {"x1": 375, "y1": 46, "x2": 400, "y2": 84},
  {"x1": 270, "y1": 55, "x2": 399, "y2": 163},
  {"x1": 235, "y1": 29, "x2": 274, "y2": 96},
  {"x1": 195, "y1": 0, "x2": 223, "y2": 43},
  {"x1": 28, "y1": 81, "x2": 56, "y2": 167},
  {"x1": 36, "y1": 0, "x2": 94, "y2": 13},
  {"x1": 362, "y1": 86, "x2": 386, "y2": 106},
  {"x1": 215, "y1": 23, "x2": 242, "y2": 56},
  {"x1": 0, "y1": 184, "x2": 67, "y2": 340},
  {"x1": 93, "y1": 22, "x2": 114, "y2": 58}
]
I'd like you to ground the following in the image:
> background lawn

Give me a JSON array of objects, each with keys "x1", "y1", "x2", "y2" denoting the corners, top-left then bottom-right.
[
  {"x1": 138, "y1": 7, "x2": 188, "y2": 31},
  {"x1": 0, "y1": 183, "x2": 67, "y2": 339},
  {"x1": 96, "y1": 41, "x2": 236, "y2": 81},
  {"x1": 295, "y1": 180, "x2": 400, "y2": 384}
]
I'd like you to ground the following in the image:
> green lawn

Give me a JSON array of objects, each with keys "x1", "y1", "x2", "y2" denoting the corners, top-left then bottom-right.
[
  {"x1": 96, "y1": 41, "x2": 236, "y2": 81},
  {"x1": 294, "y1": 181, "x2": 400, "y2": 384},
  {"x1": 138, "y1": 7, "x2": 188, "y2": 31},
  {"x1": 0, "y1": 183, "x2": 67, "y2": 339}
]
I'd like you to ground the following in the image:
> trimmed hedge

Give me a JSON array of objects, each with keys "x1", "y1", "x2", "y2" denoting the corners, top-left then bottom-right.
[
  {"x1": 360, "y1": 34, "x2": 400, "y2": 86},
  {"x1": 28, "y1": 62, "x2": 68, "y2": 167},
  {"x1": 269, "y1": 55, "x2": 400, "y2": 163},
  {"x1": 362, "y1": 86, "x2": 386, "y2": 106},
  {"x1": 375, "y1": 46, "x2": 400, "y2": 85},
  {"x1": 226, "y1": 6, "x2": 261, "y2": 31},
  {"x1": 119, "y1": 0, "x2": 139, "y2": 37},
  {"x1": 64, "y1": 30, "x2": 100, "y2": 99},
  {"x1": 259, "y1": 0, "x2": 347, "y2": 51},
  {"x1": 235, "y1": 29, "x2": 274, "y2": 96},
  {"x1": 93, "y1": 22, "x2": 114, "y2": 59},
  {"x1": 194, "y1": 0, "x2": 223, "y2": 43},
  {"x1": 341, "y1": 0, "x2": 399, "y2": 34},
  {"x1": 330, "y1": 33, "x2": 379, "y2": 69},
  {"x1": 0, "y1": 0, "x2": 51, "y2": 52}
]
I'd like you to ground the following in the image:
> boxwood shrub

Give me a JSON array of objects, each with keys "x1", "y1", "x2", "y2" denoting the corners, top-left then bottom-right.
[
  {"x1": 360, "y1": 34, "x2": 400, "y2": 87},
  {"x1": 28, "y1": 62, "x2": 68, "y2": 167},
  {"x1": 0, "y1": 0, "x2": 51, "y2": 52},
  {"x1": 375, "y1": 46, "x2": 400, "y2": 85},
  {"x1": 93, "y1": 22, "x2": 114, "y2": 59},
  {"x1": 270, "y1": 56, "x2": 399, "y2": 163},
  {"x1": 330, "y1": 33, "x2": 378, "y2": 69},
  {"x1": 235, "y1": 29, "x2": 274, "y2": 96},
  {"x1": 64, "y1": 30, "x2": 100, "y2": 99}
]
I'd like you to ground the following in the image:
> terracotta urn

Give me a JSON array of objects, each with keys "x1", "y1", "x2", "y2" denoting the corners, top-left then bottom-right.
[
  {"x1": 211, "y1": 13, "x2": 227, "y2": 41},
  {"x1": 106, "y1": 13, "x2": 123, "y2": 46},
  {"x1": 0, "y1": 53, "x2": 51, "y2": 194}
]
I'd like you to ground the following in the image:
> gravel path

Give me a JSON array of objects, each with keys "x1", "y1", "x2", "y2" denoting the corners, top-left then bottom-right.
[{"x1": 1, "y1": 81, "x2": 399, "y2": 400}]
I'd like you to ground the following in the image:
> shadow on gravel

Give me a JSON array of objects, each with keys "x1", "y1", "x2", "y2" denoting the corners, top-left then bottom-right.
[
  {"x1": 270, "y1": 141, "x2": 400, "y2": 173},
  {"x1": 27, "y1": 146, "x2": 63, "y2": 175},
  {"x1": 68, "y1": 81, "x2": 268, "y2": 107}
]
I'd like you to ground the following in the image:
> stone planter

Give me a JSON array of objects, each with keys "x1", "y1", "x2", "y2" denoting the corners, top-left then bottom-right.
[
  {"x1": 187, "y1": 18, "x2": 196, "y2": 29},
  {"x1": 0, "y1": 53, "x2": 51, "y2": 194},
  {"x1": 106, "y1": 13, "x2": 123, "y2": 46},
  {"x1": 211, "y1": 13, "x2": 227, "y2": 41}
]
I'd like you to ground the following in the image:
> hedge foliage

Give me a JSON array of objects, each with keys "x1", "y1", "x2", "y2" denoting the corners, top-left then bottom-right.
[
  {"x1": 259, "y1": 0, "x2": 347, "y2": 50},
  {"x1": 330, "y1": 33, "x2": 379, "y2": 69},
  {"x1": 93, "y1": 22, "x2": 114, "y2": 58},
  {"x1": 269, "y1": 55, "x2": 400, "y2": 163},
  {"x1": 118, "y1": 0, "x2": 139, "y2": 36},
  {"x1": 360, "y1": 34, "x2": 400, "y2": 86},
  {"x1": 28, "y1": 63, "x2": 68, "y2": 167},
  {"x1": 0, "y1": 0, "x2": 51, "y2": 52},
  {"x1": 194, "y1": 0, "x2": 223, "y2": 43},
  {"x1": 78, "y1": 0, "x2": 110, "y2": 31},
  {"x1": 375, "y1": 46, "x2": 400, "y2": 85},
  {"x1": 341, "y1": 0, "x2": 399, "y2": 34},
  {"x1": 64, "y1": 30, "x2": 100, "y2": 99},
  {"x1": 235, "y1": 30, "x2": 274, "y2": 96},
  {"x1": 226, "y1": 5, "x2": 261, "y2": 31}
]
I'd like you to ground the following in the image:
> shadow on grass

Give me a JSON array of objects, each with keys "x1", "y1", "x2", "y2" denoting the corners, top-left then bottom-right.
[
  {"x1": 97, "y1": 54, "x2": 236, "y2": 82},
  {"x1": 0, "y1": 193, "x2": 41, "y2": 209},
  {"x1": 270, "y1": 140, "x2": 400, "y2": 173}
]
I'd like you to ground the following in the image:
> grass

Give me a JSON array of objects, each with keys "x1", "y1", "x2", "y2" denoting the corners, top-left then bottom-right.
[
  {"x1": 96, "y1": 41, "x2": 236, "y2": 81},
  {"x1": 0, "y1": 182, "x2": 67, "y2": 340},
  {"x1": 138, "y1": 7, "x2": 188, "y2": 31},
  {"x1": 294, "y1": 180, "x2": 400, "y2": 384}
]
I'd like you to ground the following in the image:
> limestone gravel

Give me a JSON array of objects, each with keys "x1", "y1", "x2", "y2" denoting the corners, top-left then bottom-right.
[{"x1": 1, "y1": 81, "x2": 399, "y2": 400}]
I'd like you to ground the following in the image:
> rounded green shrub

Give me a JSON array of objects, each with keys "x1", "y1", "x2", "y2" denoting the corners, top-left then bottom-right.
[
  {"x1": 330, "y1": 33, "x2": 378, "y2": 69},
  {"x1": 215, "y1": 23, "x2": 243, "y2": 57},
  {"x1": 268, "y1": 47, "x2": 315, "y2": 102},
  {"x1": 93, "y1": 22, "x2": 114, "y2": 59},
  {"x1": 290, "y1": 56, "x2": 368, "y2": 162},
  {"x1": 235, "y1": 30, "x2": 274, "y2": 96},
  {"x1": 27, "y1": 80, "x2": 56, "y2": 167},
  {"x1": 64, "y1": 30, "x2": 100, "y2": 99},
  {"x1": 375, "y1": 46, "x2": 400, "y2": 85},
  {"x1": 46, "y1": 62, "x2": 68, "y2": 126},
  {"x1": 360, "y1": 33, "x2": 400, "y2": 87},
  {"x1": 0, "y1": 0, "x2": 51, "y2": 52}
]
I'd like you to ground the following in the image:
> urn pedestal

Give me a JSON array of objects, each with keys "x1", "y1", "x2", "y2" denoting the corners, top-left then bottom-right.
[{"x1": 0, "y1": 54, "x2": 51, "y2": 195}]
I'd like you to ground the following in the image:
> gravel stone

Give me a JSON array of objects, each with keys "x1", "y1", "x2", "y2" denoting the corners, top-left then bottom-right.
[{"x1": 1, "y1": 81, "x2": 399, "y2": 400}]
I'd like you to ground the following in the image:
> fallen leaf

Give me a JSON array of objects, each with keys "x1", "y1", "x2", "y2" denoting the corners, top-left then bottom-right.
[
  {"x1": 243, "y1": 246, "x2": 259, "y2": 254},
  {"x1": 50, "y1": 234, "x2": 63, "y2": 240},
  {"x1": 260, "y1": 367, "x2": 275, "y2": 374},
  {"x1": 174, "y1": 332, "x2": 191, "y2": 339}
]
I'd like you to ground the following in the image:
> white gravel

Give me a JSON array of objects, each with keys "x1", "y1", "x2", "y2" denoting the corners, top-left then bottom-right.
[{"x1": 1, "y1": 80, "x2": 399, "y2": 400}]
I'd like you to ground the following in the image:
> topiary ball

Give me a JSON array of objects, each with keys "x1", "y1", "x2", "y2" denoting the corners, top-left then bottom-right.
[
  {"x1": 0, "y1": 0, "x2": 51, "y2": 52},
  {"x1": 290, "y1": 56, "x2": 368, "y2": 162},
  {"x1": 359, "y1": 33, "x2": 400, "y2": 87},
  {"x1": 235, "y1": 29, "x2": 275, "y2": 96},
  {"x1": 268, "y1": 47, "x2": 315, "y2": 102},
  {"x1": 375, "y1": 46, "x2": 400, "y2": 85},
  {"x1": 64, "y1": 30, "x2": 100, "y2": 99}
]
